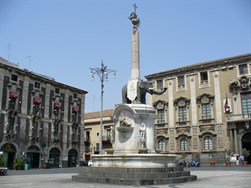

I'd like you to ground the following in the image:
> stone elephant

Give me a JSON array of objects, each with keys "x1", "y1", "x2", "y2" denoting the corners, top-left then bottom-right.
[{"x1": 122, "y1": 80, "x2": 167, "y2": 104}]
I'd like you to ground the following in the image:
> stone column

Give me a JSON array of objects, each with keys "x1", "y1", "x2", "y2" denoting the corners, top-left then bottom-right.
[
  {"x1": 190, "y1": 75, "x2": 197, "y2": 124},
  {"x1": 168, "y1": 80, "x2": 174, "y2": 128},
  {"x1": 234, "y1": 128, "x2": 238, "y2": 153},
  {"x1": 214, "y1": 71, "x2": 222, "y2": 123},
  {"x1": 229, "y1": 128, "x2": 234, "y2": 151}
]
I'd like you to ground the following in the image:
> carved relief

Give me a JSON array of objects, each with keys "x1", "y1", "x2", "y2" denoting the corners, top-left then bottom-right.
[
  {"x1": 118, "y1": 113, "x2": 132, "y2": 127},
  {"x1": 200, "y1": 124, "x2": 215, "y2": 132},
  {"x1": 156, "y1": 129, "x2": 168, "y2": 136},
  {"x1": 216, "y1": 123, "x2": 224, "y2": 148},
  {"x1": 196, "y1": 93, "x2": 214, "y2": 104},
  {"x1": 229, "y1": 76, "x2": 251, "y2": 94},
  {"x1": 153, "y1": 100, "x2": 168, "y2": 109},
  {"x1": 116, "y1": 110, "x2": 134, "y2": 133},
  {"x1": 176, "y1": 127, "x2": 190, "y2": 135},
  {"x1": 192, "y1": 127, "x2": 199, "y2": 149},
  {"x1": 169, "y1": 129, "x2": 175, "y2": 151},
  {"x1": 174, "y1": 97, "x2": 190, "y2": 107}
]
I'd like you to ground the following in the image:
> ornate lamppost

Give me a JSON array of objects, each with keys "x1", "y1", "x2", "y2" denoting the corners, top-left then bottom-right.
[{"x1": 90, "y1": 60, "x2": 116, "y2": 154}]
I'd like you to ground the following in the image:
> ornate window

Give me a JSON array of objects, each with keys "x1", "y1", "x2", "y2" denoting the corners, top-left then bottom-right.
[
  {"x1": 157, "y1": 109, "x2": 165, "y2": 124},
  {"x1": 157, "y1": 79, "x2": 163, "y2": 90},
  {"x1": 177, "y1": 75, "x2": 185, "y2": 90},
  {"x1": 174, "y1": 97, "x2": 190, "y2": 126},
  {"x1": 241, "y1": 92, "x2": 251, "y2": 114},
  {"x1": 180, "y1": 137, "x2": 188, "y2": 151},
  {"x1": 178, "y1": 106, "x2": 187, "y2": 122},
  {"x1": 158, "y1": 139, "x2": 166, "y2": 151},
  {"x1": 153, "y1": 100, "x2": 167, "y2": 126},
  {"x1": 204, "y1": 136, "x2": 213, "y2": 150},
  {"x1": 202, "y1": 103, "x2": 211, "y2": 119},
  {"x1": 238, "y1": 64, "x2": 248, "y2": 75},
  {"x1": 199, "y1": 71, "x2": 210, "y2": 87},
  {"x1": 197, "y1": 93, "x2": 214, "y2": 123}
]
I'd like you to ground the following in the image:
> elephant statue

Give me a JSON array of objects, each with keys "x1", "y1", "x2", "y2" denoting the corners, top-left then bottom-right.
[{"x1": 122, "y1": 80, "x2": 167, "y2": 104}]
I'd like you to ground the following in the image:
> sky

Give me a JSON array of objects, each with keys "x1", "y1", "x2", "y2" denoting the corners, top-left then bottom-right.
[{"x1": 0, "y1": 0, "x2": 250, "y2": 113}]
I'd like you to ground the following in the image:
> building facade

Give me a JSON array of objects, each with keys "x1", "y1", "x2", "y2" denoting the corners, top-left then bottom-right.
[
  {"x1": 145, "y1": 53, "x2": 251, "y2": 163},
  {"x1": 0, "y1": 57, "x2": 87, "y2": 169},
  {"x1": 83, "y1": 109, "x2": 113, "y2": 158}
]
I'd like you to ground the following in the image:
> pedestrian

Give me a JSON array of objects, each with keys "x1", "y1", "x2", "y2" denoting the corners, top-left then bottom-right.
[
  {"x1": 236, "y1": 155, "x2": 239, "y2": 166},
  {"x1": 239, "y1": 155, "x2": 244, "y2": 166}
]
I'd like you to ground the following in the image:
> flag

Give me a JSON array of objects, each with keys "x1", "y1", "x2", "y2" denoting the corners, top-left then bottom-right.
[{"x1": 224, "y1": 94, "x2": 230, "y2": 113}]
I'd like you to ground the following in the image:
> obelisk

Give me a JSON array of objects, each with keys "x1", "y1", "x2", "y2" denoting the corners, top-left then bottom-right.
[{"x1": 127, "y1": 4, "x2": 140, "y2": 103}]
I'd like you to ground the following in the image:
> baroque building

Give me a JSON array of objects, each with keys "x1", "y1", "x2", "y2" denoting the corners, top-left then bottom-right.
[
  {"x1": 0, "y1": 57, "x2": 87, "y2": 169},
  {"x1": 145, "y1": 53, "x2": 251, "y2": 163}
]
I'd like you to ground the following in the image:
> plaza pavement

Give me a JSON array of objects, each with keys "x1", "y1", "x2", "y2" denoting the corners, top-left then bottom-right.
[{"x1": 0, "y1": 166, "x2": 250, "y2": 188}]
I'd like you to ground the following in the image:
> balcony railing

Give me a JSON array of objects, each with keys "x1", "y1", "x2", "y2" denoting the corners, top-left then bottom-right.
[{"x1": 226, "y1": 114, "x2": 251, "y2": 122}]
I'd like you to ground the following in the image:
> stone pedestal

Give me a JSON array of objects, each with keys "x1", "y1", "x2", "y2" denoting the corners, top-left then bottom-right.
[
  {"x1": 113, "y1": 104, "x2": 156, "y2": 154},
  {"x1": 91, "y1": 104, "x2": 176, "y2": 168}
]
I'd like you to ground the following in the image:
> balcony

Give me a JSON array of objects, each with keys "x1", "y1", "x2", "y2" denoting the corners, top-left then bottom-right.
[{"x1": 226, "y1": 114, "x2": 251, "y2": 122}]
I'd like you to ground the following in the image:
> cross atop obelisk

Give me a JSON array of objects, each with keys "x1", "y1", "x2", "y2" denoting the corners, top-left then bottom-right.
[
  {"x1": 133, "y1": 3, "x2": 137, "y2": 14},
  {"x1": 127, "y1": 4, "x2": 140, "y2": 102}
]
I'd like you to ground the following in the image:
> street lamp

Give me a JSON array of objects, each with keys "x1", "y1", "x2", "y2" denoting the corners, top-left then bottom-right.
[{"x1": 90, "y1": 60, "x2": 116, "y2": 154}]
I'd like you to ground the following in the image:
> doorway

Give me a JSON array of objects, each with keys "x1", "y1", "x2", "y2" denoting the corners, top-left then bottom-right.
[
  {"x1": 242, "y1": 132, "x2": 251, "y2": 164},
  {"x1": 48, "y1": 148, "x2": 60, "y2": 168},
  {"x1": 68, "y1": 149, "x2": 78, "y2": 167},
  {"x1": 1, "y1": 143, "x2": 16, "y2": 169}
]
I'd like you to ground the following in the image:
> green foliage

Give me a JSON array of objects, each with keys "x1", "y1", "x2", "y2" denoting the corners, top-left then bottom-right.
[
  {"x1": 242, "y1": 148, "x2": 250, "y2": 159},
  {"x1": 0, "y1": 156, "x2": 5, "y2": 167},
  {"x1": 224, "y1": 149, "x2": 233, "y2": 161},
  {"x1": 208, "y1": 151, "x2": 217, "y2": 161},
  {"x1": 14, "y1": 156, "x2": 25, "y2": 170},
  {"x1": 181, "y1": 153, "x2": 188, "y2": 159},
  {"x1": 193, "y1": 152, "x2": 201, "y2": 161}
]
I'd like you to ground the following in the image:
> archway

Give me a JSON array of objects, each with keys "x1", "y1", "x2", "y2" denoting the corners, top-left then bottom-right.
[
  {"x1": 68, "y1": 149, "x2": 78, "y2": 167},
  {"x1": 242, "y1": 132, "x2": 251, "y2": 164},
  {"x1": 48, "y1": 148, "x2": 60, "y2": 168},
  {"x1": 27, "y1": 145, "x2": 40, "y2": 168},
  {"x1": 0, "y1": 143, "x2": 16, "y2": 169}
]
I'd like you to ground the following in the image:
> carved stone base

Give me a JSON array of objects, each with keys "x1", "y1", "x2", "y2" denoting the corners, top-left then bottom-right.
[{"x1": 138, "y1": 148, "x2": 148, "y2": 154}]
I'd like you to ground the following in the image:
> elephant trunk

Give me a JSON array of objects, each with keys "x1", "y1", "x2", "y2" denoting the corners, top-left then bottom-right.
[{"x1": 149, "y1": 87, "x2": 167, "y2": 95}]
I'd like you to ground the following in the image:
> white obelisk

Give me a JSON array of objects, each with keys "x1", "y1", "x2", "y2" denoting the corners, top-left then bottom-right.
[{"x1": 127, "y1": 4, "x2": 140, "y2": 103}]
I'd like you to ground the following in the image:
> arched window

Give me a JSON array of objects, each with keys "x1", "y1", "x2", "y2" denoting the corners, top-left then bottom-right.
[
  {"x1": 158, "y1": 139, "x2": 166, "y2": 151},
  {"x1": 180, "y1": 138, "x2": 188, "y2": 151},
  {"x1": 204, "y1": 136, "x2": 213, "y2": 150}
]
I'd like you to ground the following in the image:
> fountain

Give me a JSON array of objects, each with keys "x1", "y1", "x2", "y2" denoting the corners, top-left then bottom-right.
[{"x1": 72, "y1": 4, "x2": 197, "y2": 185}]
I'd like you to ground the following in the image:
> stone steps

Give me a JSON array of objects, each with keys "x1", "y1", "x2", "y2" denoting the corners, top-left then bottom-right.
[
  {"x1": 72, "y1": 167, "x2": 197, "y2": 185},
  {"x1": 77, "y1": 170, "x2": 190, "y2": 179}
]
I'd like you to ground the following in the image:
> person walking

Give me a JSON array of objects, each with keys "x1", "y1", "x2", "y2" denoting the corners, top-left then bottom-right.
[{"x1": 236, "y1": 155, "x2": 239, "y2": 166}]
